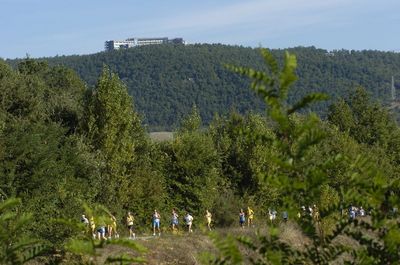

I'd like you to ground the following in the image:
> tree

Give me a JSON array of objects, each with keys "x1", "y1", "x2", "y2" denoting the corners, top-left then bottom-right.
[
  {"x1": 208, "y1": 49, "x2": 400, "y2": 264},
  {"x1": 163, "y1": 109, "x2": 221, "y2": 215},
  {"x1": 84, "y1": 66, "x2": 145, "y2": 207},
  {"x1": 329, "y1": 86, "x2": 400, "y2": 165}
]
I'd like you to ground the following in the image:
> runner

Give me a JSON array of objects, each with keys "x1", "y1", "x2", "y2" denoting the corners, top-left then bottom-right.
[
  {"x1": 282, "y1": 211, "x2": 288, "y2": 223},
  {"x1": 239, "y1": 209, "x2": 246, "y2": 228},
  {"x1": 171, "y1": 209, "x2": 179, "y2": 231},
  {"x1": 112, "y1": 213, "x2": 119, "y2": 238},
  {"x1": 97, "y1": 223, "x2": 107, "y2": 240},
  {"x1": 247, "y1": 207, "x2": 254, "y2": 227},
  {"x1": 81, "y1": 214, "x2": 89, "y2": 225},
  {"x1": 359, "y1": 206, "x2": 365, "y2": 217},
  {"x1": 90, "y1": 216, "x2": 96, "y2": 239},
  {"x1": 108, "y1": 213, "x2": 118, "y2": 239},
  {"x1": 312, "y1": 205, "x2": 320, "y2": 222},
  {"x1": 126, "y1": 212, "x2": 136, "y2": 239},
  {"x1": 268, "y1": 209, "x2": 277, "y2": 225},
  {"x1": 205, "y1": 209, "x2": 212, "y2": 231},
  {"x1": 153, "y1": 210, "x2": 161, "y2": 236},
  {"x1": 184, "y1": 212, "x2": 194, "y2": 233}
]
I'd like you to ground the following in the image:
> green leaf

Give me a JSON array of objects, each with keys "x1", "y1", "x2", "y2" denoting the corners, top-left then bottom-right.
[{"x1": 288, "y1": 93, "x2": 329, "y2": 115}]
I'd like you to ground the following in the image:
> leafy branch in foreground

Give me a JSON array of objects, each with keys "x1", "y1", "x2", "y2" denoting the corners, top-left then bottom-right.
[
  {"x1": 55, "y1": 203, "x2": 146, "y2": 265},
  {"x1": 0, "y1": 198, "x2": 47, "y2": 265},
  {"x1": 227, "y1": 49, "x2": 332, "y2": 211},
  {"x1": 207, "y1": 49, "x2": 400, "y2": 264}
]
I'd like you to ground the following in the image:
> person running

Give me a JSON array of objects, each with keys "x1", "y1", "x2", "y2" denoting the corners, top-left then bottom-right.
[
  {"x1": 312, "y1": 205, "x2": 320, "y2": 222},
  {"x1": 282, "y1": 211, "x2": 288, "y2": 223},
  {"x1": 126, "y1": 212, "x2": 135, "y2": 239},
  {"x1": 308, "y1": 206, "x2": 313, "y2": 217},
  {"x1": 184, "y1": 212, "x2": 194, "y2": 233},
  {"x1": 107, "y1": 215, "x2": 113, "y2": 239},
  {"x1": 297, "y1": 208, "x2": 302, "y2": 219},
  {"x1": 247, "y1": 207, "x2": 254, "y2": 227},
  {"x1": 81, "y1": 214, "x2": 89, "y2": 225},
  {"x1": 239, "y1": 209, "x2": 246, "y2": 228},
  {"x1": 268, "y1": 209, "x2": 277, "y2": 225},
  {"x1": 97, "y1": 223, "x2": 107, "y2": 240},
  {"x1": 152, "y1": 210, "x2": 161, "y2": 236},
  {"x1": 349, "y1": 206, "x2": 356, "y2": 220},
  {"x1": 359, "y1": 206, "x2": 365, "y2": 217},
  {"x1": 171, "y1": 209, "x2": 179, "y2": 231},
  {"x1": 108, "y1": 213, "x2": 118, "y2": 239},
  {"x1": 301, "y1": 206, "x2": 306, "y2": 217},
  {"x1": 112, "y1": 213, "x2": 119, "y2": 238},
  {"x1": 205, "y1": 209, "x2": 212, "y2": 231},
  {"x1": 90, "y1": 216, "x2": 96, "y2": 239}
]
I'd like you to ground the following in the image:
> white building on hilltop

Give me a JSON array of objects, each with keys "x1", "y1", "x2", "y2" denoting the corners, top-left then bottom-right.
[{"x1": 105, "y1": 37, "x2": 185, "y2": 51}]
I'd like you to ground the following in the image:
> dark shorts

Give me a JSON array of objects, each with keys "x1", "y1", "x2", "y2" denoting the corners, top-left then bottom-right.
[
  {"x1": 97, "y1": 227, "x2": 105, "y2": 234},
  {"x1": 128, "y1": 225, "x2": 134, "y2": 230}
]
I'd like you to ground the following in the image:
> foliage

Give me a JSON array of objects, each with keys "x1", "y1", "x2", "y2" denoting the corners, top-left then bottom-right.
[
  {"x1": 328, "y1": 86, "x2": 400, "y2": 164},
  {"x1": 162, "y1": 108, "x2": 222, "y2": 216},
  {"x1": 206, "y1": 48, "x2": 400, "y2": 264},
  {"x1": 1, "y1": 45, "x2": 400, "y2": 264},
  {"x1": 83, "y1": 66, "x2": 146, "y2": 208},
  {"x1": 56, "y1": 204, "x2": 147, "y2": 265},
  {"x1": 0, "y1": 198, "x2": 46, "y2": 265}
]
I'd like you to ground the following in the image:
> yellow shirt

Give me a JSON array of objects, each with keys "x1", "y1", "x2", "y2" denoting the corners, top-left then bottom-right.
[
  {"x1": 111, "y1": 216, "x2": 117, "y2": 229},
  {"x1": 206, "y1": 212, "x2": 212, "y2": 222},
  {"x1": 248, "y1": 208, "x2": 254, "y2": 219},
  {"x1": 90, "y1": 217, "x2": 95, "y2": 230},
  {"x1": 127, "y1": 215, "x2": 134, "y2": 226}
]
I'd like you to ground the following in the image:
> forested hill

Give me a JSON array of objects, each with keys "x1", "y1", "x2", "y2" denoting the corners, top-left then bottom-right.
[{"x1": 8, "y1": 44, "x2": 400, "y2": 129}]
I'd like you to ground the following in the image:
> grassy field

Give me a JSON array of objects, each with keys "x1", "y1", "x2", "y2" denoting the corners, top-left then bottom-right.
[{"x1": 149, "y1": 132, "x2": 174, "y2": 142}]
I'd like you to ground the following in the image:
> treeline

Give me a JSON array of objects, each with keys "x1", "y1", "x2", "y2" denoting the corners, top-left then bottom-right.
[
  {"x1": 1, "y1": 50, "x2": 400, "y2": 263},
  {"x1": 7, "y1": 44, "x2": 400, "y2": 130}
]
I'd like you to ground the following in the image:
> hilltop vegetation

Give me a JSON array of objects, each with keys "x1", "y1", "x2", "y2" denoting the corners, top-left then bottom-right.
[
  {"x1": 1, "y1": 49, "x2": 400, "y2": 264},
  {"x1": 7, "y1": 44, "x2": 400, "y2": 130}
]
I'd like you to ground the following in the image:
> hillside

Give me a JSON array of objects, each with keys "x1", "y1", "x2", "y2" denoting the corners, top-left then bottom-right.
[{"x1": 7, "y1": 44, "x2": 400, "y2": 129}]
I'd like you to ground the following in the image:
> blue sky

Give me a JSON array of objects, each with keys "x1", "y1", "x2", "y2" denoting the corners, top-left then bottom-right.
[{"x1": 1, "y1": 0, "x2": 399, "y2": 59}]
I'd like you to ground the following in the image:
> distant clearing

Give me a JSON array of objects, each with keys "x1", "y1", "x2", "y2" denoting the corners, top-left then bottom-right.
[{"x1": 149, "y1": 131, "x2": 174, "y2": 141}]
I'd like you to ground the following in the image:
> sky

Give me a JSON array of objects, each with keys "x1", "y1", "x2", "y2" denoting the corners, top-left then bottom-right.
[{"x1": 1, "y1": 0, "x2": 399, "y2": 59}]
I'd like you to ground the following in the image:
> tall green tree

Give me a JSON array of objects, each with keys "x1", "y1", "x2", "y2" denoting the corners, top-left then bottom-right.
[
  {"x1": 163, "y1": 108, "x2": 221, "y2": 215},
  {"x1": 84, "y1": 66, "x2": 146, "y2": 207},
  {"x1": 329, "y1": 87, "x2": 400, "y2": 165},
  {"x1": 0, "y1": 59, "x2": 101, "y2": 246}
]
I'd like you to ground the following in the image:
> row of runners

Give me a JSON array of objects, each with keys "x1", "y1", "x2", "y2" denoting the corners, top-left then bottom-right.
[
  {"x1": 80, "y1": 204, "x2": 380, "y2": 240},
  {"x1": 81, "y1": 207, "x2": 256, "y2": 240}
]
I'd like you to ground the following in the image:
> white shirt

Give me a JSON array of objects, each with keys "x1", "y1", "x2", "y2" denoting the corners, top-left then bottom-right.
[{"x1": 185, "y1": 214, "x2": 193, "y2": 225}]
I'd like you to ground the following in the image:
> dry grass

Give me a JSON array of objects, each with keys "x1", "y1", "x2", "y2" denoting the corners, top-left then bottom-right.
[
  {"x1": 91, "y1": 227, "x2": 264, "y2": 264},
  {"x1": 149, "y1": 132, "x2": 174, "y2": 142},
  {"x1": 279, "y1": 221, "x2": 311, "y2": 250},
  {"x1": 29, "y1": 219, "x2": 372, "y2": 264},
  {"x1": 139, "y1": 233, "x2": 214, "y2": 265}
]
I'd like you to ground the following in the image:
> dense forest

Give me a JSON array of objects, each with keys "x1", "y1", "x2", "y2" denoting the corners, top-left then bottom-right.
[
  {"x1": 1, "y1": 49, "x2": 400, "y2": 264},
  {"x1": 7, "y1": 44, "x2": 400, "y2": 130}
]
